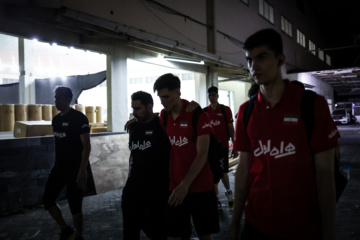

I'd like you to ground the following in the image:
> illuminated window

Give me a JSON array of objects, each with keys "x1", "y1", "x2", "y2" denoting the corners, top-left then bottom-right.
[
  {"x1": 326, "y1": 55, "x2": 331, "y2": 65},
  {"x1": 259, "y1": 0, "x2": 274, "y2": 24},
  {"x1": 296, "y1": 29, "x2": 306, "y2": 48},
  {"x1": 309, "y1": 40, "x2": 316, "y2": 55},
  {"x1": 181, "y1": 72, "x2": 194, "y2": 81},
  {"x1": 318, "y1": 50, "x2": 324, "y2": 61},
  {"x1": 281, "y1": 16, "x2": 292, "y2": 37}
]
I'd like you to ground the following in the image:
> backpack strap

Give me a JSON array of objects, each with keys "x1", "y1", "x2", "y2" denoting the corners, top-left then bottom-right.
[
  {"x1": 219, "y1": 104, "x2": 230, "y2": 137},
  {"x1": 244, "y1": 93, "x2": 258, "y2": 129},
  {"x1": 192, "y1": 106, "x2": 203, "y2": 138},
  {"x1": 301, "y1": 90, "x2": 317, "y2": 143},
  {"x1": 220, "y1": 104, "x2": 227, "y2": 123},
  {"x1": 163, "y1": 107, "x2": 203, "y2": 139},
  {"x1": 162, "y1": 110, "x2": 168, "y2": 129}
]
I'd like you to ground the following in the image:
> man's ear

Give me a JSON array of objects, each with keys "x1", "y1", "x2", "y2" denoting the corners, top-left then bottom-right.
[{"x1": 278, "y1": 55, "x2": 285, "y2": 66}]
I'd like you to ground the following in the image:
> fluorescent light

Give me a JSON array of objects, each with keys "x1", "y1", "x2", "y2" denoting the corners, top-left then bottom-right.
[
  {"x1": 164, "y1": 56, "x2": 204, "y2": 65},
  {"x1": 341, "y1": 75, "x2": 358, "y2": 78}
]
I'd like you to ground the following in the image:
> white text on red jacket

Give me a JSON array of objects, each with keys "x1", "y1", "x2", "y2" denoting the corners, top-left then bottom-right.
[
  {"x1": 169, "y1": 136, "x2": 189, "y2": 147},
  {"x1": 210, "y1": 120, "x2": 221, "y2": 126},
  {"x1": 202, "y1": 123, "x2": 212, "y2": 129},
  {"x1": 254, "y1": 140, "x2": 296, "y2": 159}
]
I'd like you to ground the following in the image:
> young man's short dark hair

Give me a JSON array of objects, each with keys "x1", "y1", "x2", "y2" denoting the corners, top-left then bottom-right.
[
  {"x1": 131, "y1": 91, "x2": 154, "y2": 106},
  {"x1": 208, "y1": 86, "x2": 218, "y2": 94},
  {"x1": 54, "y1": 86, "x2": 73, "y2": 99},
  {"x1": 153, "y1": 73, "x2": 181, "y2": 92},
  {"x1": 243, "y1": 28, "x2": 283, "y2": 56}
]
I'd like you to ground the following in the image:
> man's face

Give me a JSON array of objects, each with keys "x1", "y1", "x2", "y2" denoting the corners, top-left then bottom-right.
[
  {"x1": 157, "y1": 88, "x2": 180, "y2": 112},
  {"x1": 245, "y1": 45, "x2": 282, "y2": 86},
  {"x1": 208, "y1": 91, "x2": 218, "y2": 104},
  {"x1": 131, "y1": 100, "x2": 151, "y2": 123},
  {"x1": 54, "y1": 93, "x2": 71, "y2": 111}
]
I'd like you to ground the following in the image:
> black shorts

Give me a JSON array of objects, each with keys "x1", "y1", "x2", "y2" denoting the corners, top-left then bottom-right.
[
  {"x1": 166, "y1": 190, "x2": 219, "y2": 237},
  {"x1": 121, "y1": 196, "x2": 167, "y2": 240},
  {"x1": 222, "y1": 147, "x2": 230, "y2": 173},
  {"x1": 42, "y1": 162, "x2": 83, "y2": 215}
]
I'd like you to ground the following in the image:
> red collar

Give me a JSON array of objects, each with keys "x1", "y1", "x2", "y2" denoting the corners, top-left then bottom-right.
[{"x1": 257, "y1": 79, "x2": 299, "y2": 107}]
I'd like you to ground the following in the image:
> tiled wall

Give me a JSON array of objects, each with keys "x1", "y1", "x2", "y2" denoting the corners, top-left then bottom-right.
[
  {"x1": 0, "y1": 132, "x2": 130, "y2": 214},
  {"x1": 0, "y1": 137, "x2": 55, "y2": 213}
]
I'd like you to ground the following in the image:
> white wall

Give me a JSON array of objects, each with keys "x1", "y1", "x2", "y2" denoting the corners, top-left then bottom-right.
[
  {"x1": 287, "y1": 72, "x2": 335, "y2": 110},
  {"x1": 219, "y1": 80, "x2": 251, "y2": 114}
]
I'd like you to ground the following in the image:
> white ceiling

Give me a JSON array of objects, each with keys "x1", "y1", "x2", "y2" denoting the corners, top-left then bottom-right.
[{"x1": 310, "y1": 67, "x2": 360, "y2": 97}]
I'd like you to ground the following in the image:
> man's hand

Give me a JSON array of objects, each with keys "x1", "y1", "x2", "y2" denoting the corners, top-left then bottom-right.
[
  {"x1": 168, "y1": 182, "x2": 189, "y2": 206},
  {"x1": 124, "y1": 118, "x2": 136, "y2": 132},
  {"x1": 76, "y1": 170, "x2": 87, "y2": 188},
  {"x1": 186, "y1": 101, "x2": 200, "y2": 112}
]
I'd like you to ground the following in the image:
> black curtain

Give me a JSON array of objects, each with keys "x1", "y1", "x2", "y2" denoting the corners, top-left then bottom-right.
[{"x1": 35, "y1": 71, "x2": 106, "y2": 104}]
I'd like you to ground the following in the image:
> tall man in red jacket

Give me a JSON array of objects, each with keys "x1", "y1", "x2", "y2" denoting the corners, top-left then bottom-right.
[
  {"x1": 229, "y1": 29, "x2": 339, "y2": 240},
  {"x1": 154, "y1": 73, "x2": 219, "y2": 240}
]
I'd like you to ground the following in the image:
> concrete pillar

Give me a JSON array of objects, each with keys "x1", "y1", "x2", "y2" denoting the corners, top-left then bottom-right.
[
  {"x1": 206, "y1": 69, "x2": 218, "y2": 89},
  {"x1": 18, "y1": 38, "x2": 36, "y2": 104},
  {"x1": 206, "y1": 0, "x2": 216, "y2": 54},
  {"x1": 195, "y1": 73, "x2": 208, "y2": 107},
  {"x1": 106, "y1": 44, "x2": 128, "y2": 132},
  {"x1": 205, "y1": 69, "x2": 218, "y2": 108},
  {"x1": 205, "y1": 0, "x2": 217, "y2": 107}
]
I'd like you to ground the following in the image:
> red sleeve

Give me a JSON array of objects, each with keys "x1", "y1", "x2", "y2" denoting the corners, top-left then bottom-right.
[
  {"x1": 311, "y1": 95, "x2": 340, "y2": 153},
  {"x1": 233, "y1": 102, "x2": 250, "y2": 152},
  {"x1": 225, "y1": 106, "x2": 234, "y2": 124},
  {"x1": 197, "y1": 111, "x2": 214, "y2": 136}
]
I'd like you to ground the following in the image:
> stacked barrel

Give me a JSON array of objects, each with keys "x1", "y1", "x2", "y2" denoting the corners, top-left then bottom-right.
[
  {"x1": 0, "y1": 104, "x2": 15, "y2": 132},
  {"x1": 0, "y1": 104, "x2": 105, "y2": 132},
  {"x1": 84, "y1": 106, "x2": 107, "y2": 133}
]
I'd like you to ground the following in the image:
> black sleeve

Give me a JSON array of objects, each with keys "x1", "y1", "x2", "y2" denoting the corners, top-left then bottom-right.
[{"x1": 77, "y1": 112, "x2": 91, "y2": 134}]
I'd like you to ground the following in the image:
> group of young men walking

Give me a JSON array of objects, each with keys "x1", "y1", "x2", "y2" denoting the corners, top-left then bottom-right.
[
  {"x1": 43, "y1": 28, "x2": 340, "y2": 240},
  {"x1": 122, "y1": 74, "x2": 236, "y2": 240}
]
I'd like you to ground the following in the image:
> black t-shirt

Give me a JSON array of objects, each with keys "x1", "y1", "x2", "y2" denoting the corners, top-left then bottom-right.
[
  {"x1": 123, "y1": 116, "x2": 170, "y2": 202},
  {"x1": 52, "y1": 108, "x2": 90, "y2": 164}
]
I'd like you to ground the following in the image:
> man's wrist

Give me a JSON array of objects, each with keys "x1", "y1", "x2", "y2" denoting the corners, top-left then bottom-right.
[{"x1": 180, "y1": 180, "x2": 191, "y2": 190}]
